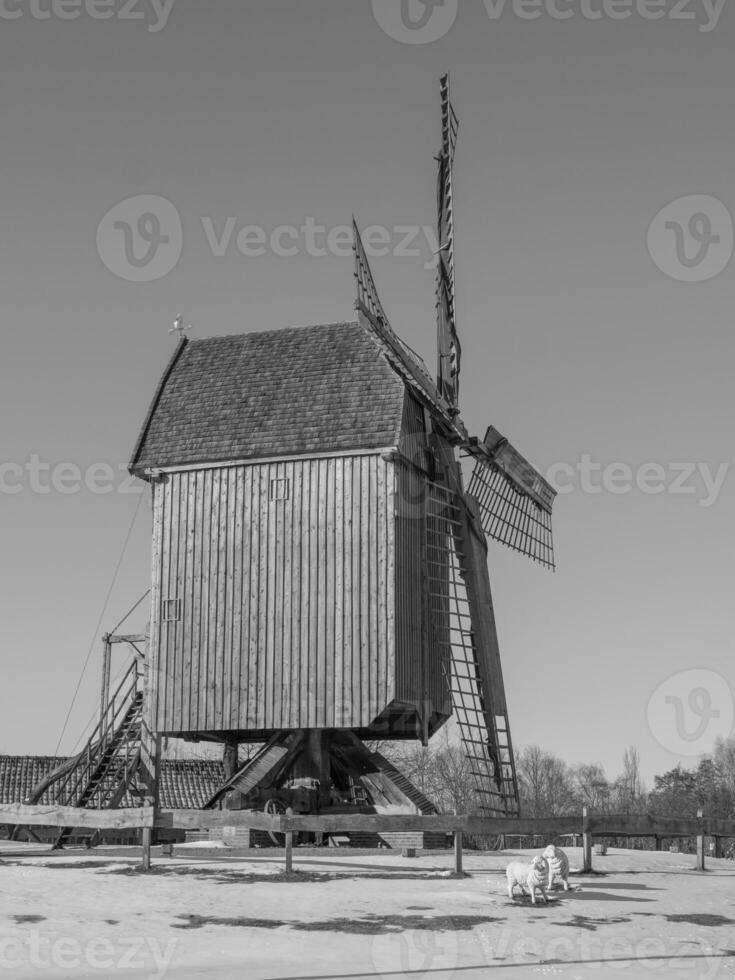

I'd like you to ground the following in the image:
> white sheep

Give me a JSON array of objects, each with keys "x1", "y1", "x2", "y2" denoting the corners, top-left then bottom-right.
[
  {"x1": 506, "y1": 855, "x2": 549, "y2": 904},
  {"x1": 542, "y1": 844, "x2": 570, "y2": 891}
]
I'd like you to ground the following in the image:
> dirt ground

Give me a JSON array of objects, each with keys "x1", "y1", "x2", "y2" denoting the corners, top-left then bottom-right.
[{"x1": 1, "y1": 843, "x2": 734, "y2": 979}]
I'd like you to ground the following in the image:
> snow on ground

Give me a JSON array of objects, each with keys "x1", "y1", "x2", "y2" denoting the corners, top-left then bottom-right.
[{"x1": 1, "y1": 845, "x2": 735, "y2": 979}]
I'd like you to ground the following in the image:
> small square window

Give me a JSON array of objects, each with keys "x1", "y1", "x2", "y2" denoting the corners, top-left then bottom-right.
[
  {"x1": 163, "y1": 598, "x2": 182, "y2": 622},
  {"x1": 270, "y1": 478, "x2": 290, "y2": 501}
]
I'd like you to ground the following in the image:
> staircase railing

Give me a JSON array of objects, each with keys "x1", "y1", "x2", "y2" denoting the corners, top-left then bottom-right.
[{"x1": 27, "y1": 659, "x2": 141, "y2": 810}]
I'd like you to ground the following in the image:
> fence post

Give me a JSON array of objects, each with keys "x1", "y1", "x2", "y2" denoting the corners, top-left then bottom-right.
[
  {"x1": 284, "y1": 808, "x2": 293, "y2": 874},
  {"x1": 140, "y1": 803, "x2": 152, "y2": 872},
  {"x1": 454, "y1": 828, "x2": 463, "y2": 874},
  {"x1": 696, "y1": 809, "x2": 705, "y2": 872},
  {"x1": 582, "y1": 807, "x2": 592, "y2": 873}
]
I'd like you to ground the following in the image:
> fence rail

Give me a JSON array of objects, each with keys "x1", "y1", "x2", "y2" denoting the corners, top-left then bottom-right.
[
  {"x1": 0, "y1": 803, "x2": 153, "y2": 830},
  {"x1": 2, "y1": 805, "x2": 733, "y2": 874}
]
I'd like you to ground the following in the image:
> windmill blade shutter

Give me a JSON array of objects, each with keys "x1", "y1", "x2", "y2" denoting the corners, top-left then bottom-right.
[{"x1": 466, "y1": 429, "x2": 557, "y2": 570}]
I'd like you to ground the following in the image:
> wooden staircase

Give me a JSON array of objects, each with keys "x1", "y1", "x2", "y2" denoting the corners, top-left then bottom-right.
[{"x1": 26, "y1": 660, "x2": 144, "y2": 847}]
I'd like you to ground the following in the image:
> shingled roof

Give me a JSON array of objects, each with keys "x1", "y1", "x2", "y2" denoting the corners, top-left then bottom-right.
[
  {"x1": 130, "y1": 321, "x2": 410, "y2": 474},
  {"x1": 0, "y1": 756, "x2": 225, "y2": 810}
]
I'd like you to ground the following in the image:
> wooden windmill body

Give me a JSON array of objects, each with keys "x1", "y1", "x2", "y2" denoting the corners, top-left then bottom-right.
[
  {"x1": 28, "y1": 76, "x2": 555, "y2": 837},
  {"x1": 127, "y1": 77, "x2": 556, "y2": 821}
]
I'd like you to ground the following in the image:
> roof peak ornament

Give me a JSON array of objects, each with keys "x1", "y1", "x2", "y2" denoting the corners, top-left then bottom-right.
[{"x1": 169, "y1": 314, "x2": 193, "y2": 339}]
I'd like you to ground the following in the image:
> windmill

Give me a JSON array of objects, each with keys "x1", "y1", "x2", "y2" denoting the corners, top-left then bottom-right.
[{"x1": 28, "y1": 74, "x2": 555, "y2": 840}]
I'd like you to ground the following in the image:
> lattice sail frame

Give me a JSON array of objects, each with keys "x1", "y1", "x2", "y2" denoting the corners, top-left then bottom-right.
[
  {"x1": 425, "y1": 481, "x2": 519, "y2": 817},
  {"x1": 436, "y1": 73, "x2": 461, "y2": 411},
  {"x1": 465, "y1": 429, "x2": 557, "y2": 571}
]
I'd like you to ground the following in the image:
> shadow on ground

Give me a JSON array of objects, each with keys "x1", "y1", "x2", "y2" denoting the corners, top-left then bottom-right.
[{"x1": 171, "y1": 912, "x2": 504, "y2": 934}]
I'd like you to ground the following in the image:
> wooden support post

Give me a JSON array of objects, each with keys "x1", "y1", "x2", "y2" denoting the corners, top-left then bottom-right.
[
  {"x1": 100, "y1": 635, "x2": 112, "y2": 737},
  {"x1": 138, "y1": 729, "x2": 160, "y2": 871},
  {"x1": 454, "y1": 829, "x2": 463, "y2": 874},
  {"x1": 582, "y1": 808, "x2": 592, "y2": 873},
  {"x1": 654, "y1": 835, "x2": 661, "y2": 852},
  {"x1": 285, "y1": 808, "x2": 293, "y2": 874},
  {"x1": 714, "y1": 836, "x2": 722, "y2": 859},
  {"x1": 222, "y1": 737, "x2": 239, "y2": 782},
  {"x1": 138, "y1": 626, "x2": 160, "y2": 872},
  {"x1": 696, "y1": 809, "x2": 705, "y2": 872}
]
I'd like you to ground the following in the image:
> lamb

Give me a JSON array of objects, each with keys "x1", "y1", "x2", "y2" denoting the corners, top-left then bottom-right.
[
  {"x1": 542, "y1": 844, "x2": 570, "y2": 891},
  {"x1": 506, "y1": 855, "x2": 549, "y2": 904}
]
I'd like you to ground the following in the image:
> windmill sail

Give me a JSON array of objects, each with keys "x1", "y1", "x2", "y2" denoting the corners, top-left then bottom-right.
[
  {"x1": 353, "y1": 215, "x2": 392, "y2": 331},
  {"x1": 425, "y1": 478, "x2": 519, "y2": 816},
  {"x1": 466, "y1": 427, "x2": 557, "y2": 570},
  {"x1": 436, "y1": 73, "x2": 461, "y2": 412},
  {"x1": 353, "y1": 217, "x2": 451, "y2": 417}
]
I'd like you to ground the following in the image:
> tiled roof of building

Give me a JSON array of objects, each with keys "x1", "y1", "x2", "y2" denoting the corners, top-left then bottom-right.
[
  {"x1": 157, "y1": 760, "x2": 226, "y2": 810},
  {"x1": 129, "y1": 321, "x2": 409, "y2": 473},
  {"x1": 0, "y1": 756, "x2": 66, "y2": 807},
  {"x1": 0, "y1": 756, "x2": 225, "y2": 810}
]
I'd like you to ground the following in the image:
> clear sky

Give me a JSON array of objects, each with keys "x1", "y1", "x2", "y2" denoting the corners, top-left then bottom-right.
[{"x1": 0, "y1": 0, "x2": 733, "y2": 784}]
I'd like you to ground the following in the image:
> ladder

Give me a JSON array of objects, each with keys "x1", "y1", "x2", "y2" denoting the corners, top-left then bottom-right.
[
  {"x1": 27, "y1": 660, "x2": 144, "y2": 847},
  {"x1": 425, "y1": 481, "x2": 519, "y2": 817}
]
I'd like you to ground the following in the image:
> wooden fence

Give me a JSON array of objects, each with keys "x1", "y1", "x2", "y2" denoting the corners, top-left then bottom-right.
[{"x1": 1, "y1": 804, "x2": 733, "y2": 875}]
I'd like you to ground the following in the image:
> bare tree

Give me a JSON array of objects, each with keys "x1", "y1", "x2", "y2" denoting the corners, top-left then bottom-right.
[
  {"x1": 516, "y1": 745, "x2": 575, "y2": 817},
  {"x1": 572, "y1": 763, "x2": 611, "y2": 812},
  {"x1": 713, "y1": 736, "x2": 735, "y2": 800},
  {"x1": 429, "y1": 729, "x2": 479, "y2": 813}
]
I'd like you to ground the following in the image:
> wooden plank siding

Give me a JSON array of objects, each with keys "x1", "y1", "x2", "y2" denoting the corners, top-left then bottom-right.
[{"x1": 150, "y1": 455, "x2": 397, "y2": 735}]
